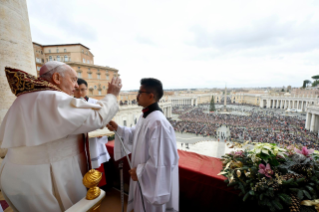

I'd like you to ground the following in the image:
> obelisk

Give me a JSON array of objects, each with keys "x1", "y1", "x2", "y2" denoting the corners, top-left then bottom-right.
[
  {"x1": 223, "y1": 86, "x2": 227, "y2": 112},
  {"x1": 0, "y1": 0, "x2": 36, "y2": 124}
]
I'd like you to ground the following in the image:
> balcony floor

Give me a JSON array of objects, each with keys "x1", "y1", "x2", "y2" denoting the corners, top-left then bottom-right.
[{"x1": 100, "y1": 188, "x2": 128, "y2": 212}]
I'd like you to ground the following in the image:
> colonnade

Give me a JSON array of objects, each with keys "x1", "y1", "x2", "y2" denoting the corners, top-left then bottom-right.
[
  {"x1": 115, "y1": 101, "x2": 173, "y2": 127},
  {"x1": 305, "y1": 105, "x2": 319, "y2": 135},
  {"x1": 171, "y1": 98, "x2": 198, "y2": 106},
  {"x1": 260, "y1": 95, "x2": 317, "y2": 112}
]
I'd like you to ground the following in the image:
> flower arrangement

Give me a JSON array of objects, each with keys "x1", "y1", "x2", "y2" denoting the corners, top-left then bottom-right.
[{"x1": 220, "y1": 143, "x2": 319, "y2": 212}]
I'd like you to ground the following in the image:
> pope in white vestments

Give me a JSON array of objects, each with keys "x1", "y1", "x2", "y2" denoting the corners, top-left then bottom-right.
[
  {"x1": 0, "y1": 62, "x2": 122, "y2": 212},
  {"x1": 107, "y1": 78, "x2": 179, "y2": 212}
]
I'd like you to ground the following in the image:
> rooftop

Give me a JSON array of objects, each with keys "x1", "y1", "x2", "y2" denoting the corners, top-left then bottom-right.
[{"x1": 32, "y1": 42, "x2": 90, "y2": 50}]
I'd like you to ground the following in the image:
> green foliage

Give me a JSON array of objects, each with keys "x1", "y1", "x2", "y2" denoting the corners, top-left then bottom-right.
[
  {"x1": 220, "y1": 143, "x2": 319, "y2": 212},
  {"x1": 311, "y1": 75, "x2": 319, "y2": 80},
  {"x1": 209, "y1": 95, "x2": 215, "y2": 112},
  {"x1": 107, "y1": 134, "x2": 115, "y2": 141},
  {"x1": 312, "y1": 75, "x2": 319, "y2": 87},
  {"x1": 303, "y1": 80, "x2": 312, "y2": 88}
]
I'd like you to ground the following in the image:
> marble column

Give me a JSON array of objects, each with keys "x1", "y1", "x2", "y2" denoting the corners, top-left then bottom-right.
[
  {"x1": 0, "y1": 0, "x2": 37, "y2": 124},
  {"x1": 310, "y1": 113, "x2": 316, "y2": 132},
  {"x1": 315, "y1": 115, "x2": 319, "y2": 134},
  {"x1": 306, "y1": 112, "x2": 311, "y2": 130}
]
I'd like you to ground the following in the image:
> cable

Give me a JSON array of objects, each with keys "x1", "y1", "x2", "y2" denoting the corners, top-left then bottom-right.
[{"x1": 114, "y1": 132, "x2": 147, "y2": 212}]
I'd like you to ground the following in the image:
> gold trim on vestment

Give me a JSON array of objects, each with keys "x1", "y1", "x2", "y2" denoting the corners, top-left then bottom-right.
[{"x1": 5, "y1": 67, "x2": 62, "y2": 97}]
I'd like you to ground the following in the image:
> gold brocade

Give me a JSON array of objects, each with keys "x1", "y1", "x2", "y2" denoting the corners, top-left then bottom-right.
[
  {"x1": 301, "y1": 199, "x2": 319, "y2": 211},
  {"x1": 5, "y1": 67, "x2": 62, "y2": 97}
]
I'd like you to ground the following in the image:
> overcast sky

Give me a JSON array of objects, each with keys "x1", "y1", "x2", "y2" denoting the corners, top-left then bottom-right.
[{"x1": 27, "y1": 0, "x2": 319, "y2": 90}]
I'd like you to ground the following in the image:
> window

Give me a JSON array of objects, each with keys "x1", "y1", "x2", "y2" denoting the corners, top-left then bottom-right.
[
  {"x1": 57, "y1": 56, "x2": 61, "y2": 61},
  {"x1": 49, "y1": 56, "x2": 52, "y2": 61},
  {"x1": 97, "y1": 74, "x2": 100, "y2": 79},
  {"x1": 49, "y1": 49, "x2": 51, "y2": 53},
  {"x1": 56, "y1": 49, "x2": 59, "y2": 53},
  {"x1": 41, "y1": 51, "x2": 43, "y2": 54},
  {"x1": 123, "y1": 120, "x2": 127, "y2": 127},
  {"x1": 98, "y1": 90, "x2": 101, "y2": 95},
  {"x1": 78, "y1": 67, "x2": 80, "y2": 69},
  {"x1": 82, "y1": 50, "x2": 84, "y2": 53},
  {"x1": 87, "y1": 60, "x2": 90, "y2": 64},
  {"x1": 64, "y1": 49, "x2": 66, "y2": 52},
  {"x1": 78, "y1": 72, "x2": 82, "y2": 78},
  {"x1": 37, "y1": 66, "x2": 41, "y2": 71},
  {"x1": 103, "y1": 86, "x2": 106, "y2": 89},
  {"x1": 94, "y1": 85, "x2": 97, "y2": 89},
  {"x1": 64, "y1": 55, "x2": 68, "y2": 62},
  {"x1": 86, "y1": 51, "x2": 88, "y2": 55},
  {"x1": 36, "y1": 58, "x2": 41, "y2": 63},
  {"x1": 106, "y1": 75, "x2": 109, "y2": 80},
  {"x1": 42, "y1": 59, "x2": 44, "y2": 63},
  {"x1": 83, "y1": 58, "x2": 86, "y2": 63},
  {"x1": 88, "y1": 73, "x2": 92, "y2": 79}
]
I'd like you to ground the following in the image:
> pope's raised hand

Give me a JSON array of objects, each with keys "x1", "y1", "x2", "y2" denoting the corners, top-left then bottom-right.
[
  {"x1": 106, "y1": 120, "x2": 118, "y2": 131},
  {"x1": 107, "y1": 77, "x2": 122, "y2": 97}
]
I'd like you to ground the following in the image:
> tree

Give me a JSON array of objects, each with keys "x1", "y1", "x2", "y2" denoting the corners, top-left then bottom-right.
[
  {"x1": 287, "y1": 85, "x2": 291, "y2": 92},
  {"x1": 312, "y1": 75, "x2": 319, "y2": 87},
  {"x1": 281, "y1": 86, "x2": 285, "y2": 92},
  {"x1": 303, "y1": 80, "x2": 312, "y2": 88},
  {"x1": 210, "y1": 95, "x2": 216, "y2": 112}
]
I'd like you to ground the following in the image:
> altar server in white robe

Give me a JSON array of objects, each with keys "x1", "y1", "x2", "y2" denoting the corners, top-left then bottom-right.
[
  {"x1": 0, "y1": 61, "x2": 122, "y2": 212},
  {"x1": 107, "y1": 78, "x2": 179, "y2": 212},
  {"x1": 74, "y1": 78, "x2": 110, "y2": 169}
]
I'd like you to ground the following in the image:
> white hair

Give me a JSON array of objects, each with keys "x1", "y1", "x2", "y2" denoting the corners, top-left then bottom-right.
[{"x1": 40, "y1": 65, "x2": 70, "y2": 82}]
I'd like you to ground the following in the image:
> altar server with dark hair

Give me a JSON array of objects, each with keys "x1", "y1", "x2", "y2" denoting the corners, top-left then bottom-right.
[{"x1": 107, "y1": 78, "x2": 179, "y2": 212}]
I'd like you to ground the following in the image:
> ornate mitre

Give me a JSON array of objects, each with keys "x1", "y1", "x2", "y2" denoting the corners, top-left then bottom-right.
[{"x1": 5, "y1": 67, "x2": 62, "y2": 97}]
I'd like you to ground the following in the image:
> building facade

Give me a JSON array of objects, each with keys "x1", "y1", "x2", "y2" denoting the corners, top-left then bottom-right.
[{"x1": 32, "y1": 42, "x2": 119, "y2": 100}]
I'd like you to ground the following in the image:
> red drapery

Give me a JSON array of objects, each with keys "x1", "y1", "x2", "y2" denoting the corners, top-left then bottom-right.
[{"x1": 103, "y1": 141, "x2": 267, "y2": 212}]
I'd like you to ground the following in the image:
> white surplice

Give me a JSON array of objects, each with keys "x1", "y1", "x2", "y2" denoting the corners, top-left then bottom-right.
[
  {"x1": 0, "y1": 91, "x2": 119, "y2": 212},
  {"x1": 88, "y1": 97, "x2": 111, "y2": 169},
  {"x1": 114, "y1": 111, "x2": 179, "y2": 212}
]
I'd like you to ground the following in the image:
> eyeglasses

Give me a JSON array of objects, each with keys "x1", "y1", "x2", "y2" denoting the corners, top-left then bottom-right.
[
  {"x1": 138, "y1": 90, "x2": 151, "y2": 95},
  {"x1": 75, "y1": 88, "x2": 87, "y2": 92}
]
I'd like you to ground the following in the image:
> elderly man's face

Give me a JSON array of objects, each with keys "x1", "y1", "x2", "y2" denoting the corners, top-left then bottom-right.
[{"x1": 54, "y1": 66, "x2": 79, "y2": 95}]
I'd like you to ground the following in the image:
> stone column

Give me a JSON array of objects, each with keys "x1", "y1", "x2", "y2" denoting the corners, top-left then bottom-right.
[
  {"x1": 310, "y1": 113, "x2": 316, "y2": 132},
  {"x1": 306, "y1": 112, "x2": 311, "y2": 130},
  {"x1": 315, "y1": 115, "x2": 319, "y2": 134},
  {"x1": 268, "y1": 100, "x2": 270, "y2": 108},
  {"x1": 0, "y1": 0, "x2": 37, "y2": 124}
]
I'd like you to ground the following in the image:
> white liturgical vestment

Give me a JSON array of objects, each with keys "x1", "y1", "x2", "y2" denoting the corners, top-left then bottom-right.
[
  {"x1": 87, "y1": 97, "x2": 111, "y2": 169},
  {"x1": 114, "y1": 111, "x2": 179, "y2": 212},
  {"x1": 0, "y1": 91, "x2": 118, "y2": 212}
]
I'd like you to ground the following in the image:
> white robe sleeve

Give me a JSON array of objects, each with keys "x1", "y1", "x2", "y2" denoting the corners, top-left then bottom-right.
[
  {"x1": 114, "y1": 125, "x2": 136, "y2": 161},
  {"x1": 136, "y1": 123, "x2": 179, "y2": 205},
  {"x1": 0, "y1": 91, "x2": 119, "y2": 148},
  {"x1": 70, "y1": 94, "x2": 119, "y2": 134}
]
